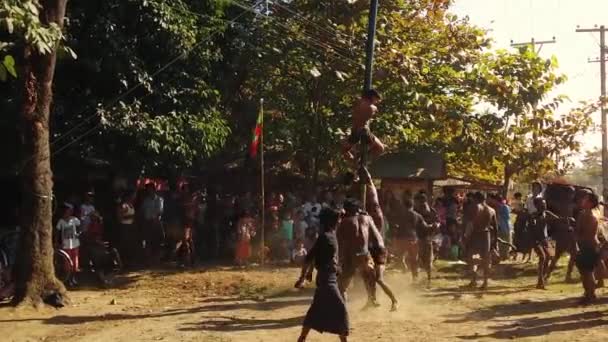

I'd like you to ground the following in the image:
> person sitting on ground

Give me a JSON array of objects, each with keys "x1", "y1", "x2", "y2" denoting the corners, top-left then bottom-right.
[{"x1": 342, "y1": 89, "x2": 385, "y2": 163}]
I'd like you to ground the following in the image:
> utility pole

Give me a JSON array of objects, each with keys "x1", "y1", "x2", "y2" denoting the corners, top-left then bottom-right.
[
  {"x1": 577, "y1": 25, "x2": 607, "y2": 216},
  {"x1": 360, "y1": 0, "x2": 379, "y2": 209},
  {"x1": 363, "y1": 0, "x2": 379, "y2": 92},
  {"x1": 510, "y1": 37, "x2": 556, "y2": 54},
  {"x1": 510, "y1": 37, "x2": 557, "y2": 146}
]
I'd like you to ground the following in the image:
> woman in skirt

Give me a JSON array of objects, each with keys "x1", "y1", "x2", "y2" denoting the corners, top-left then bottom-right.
[{"x1": 295, "y1": 207, "x2": 348, "y2": 342}]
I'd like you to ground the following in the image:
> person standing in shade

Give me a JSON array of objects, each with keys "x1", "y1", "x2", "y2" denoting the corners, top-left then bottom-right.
[
  {"x1": 140, "y1": 183, "x2": 164, "y2": 264},
  {"x1": 295, "y1": 208, "x2": 349, "y2": 342},
  {"x1": 56, "y1": 203, "x2": 81, "y2": 286}
]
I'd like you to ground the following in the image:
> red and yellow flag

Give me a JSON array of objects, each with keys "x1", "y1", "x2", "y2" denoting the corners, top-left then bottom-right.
[{"x1": 249, "y1": 102, "x2": 263, "y2": 158}]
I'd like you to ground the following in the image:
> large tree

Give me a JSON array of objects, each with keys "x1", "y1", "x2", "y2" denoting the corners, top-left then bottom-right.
[
  {"x1": 1, "y1": 0, "x2": 70, "y2": 306},
  {"x1": 458, "y1": 47, "x2": 593, "y2": 193}
]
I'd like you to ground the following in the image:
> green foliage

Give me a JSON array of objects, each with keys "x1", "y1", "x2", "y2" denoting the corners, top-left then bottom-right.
[
  {"x1": 456, "y1": 47, "x2": 593, "y2": 189},
  {"x1": 0, "y1": 0, "x2": 594, "y2": 184},
  {"x1": 44, "y1": 0, "x2": 237, "y2": 173},
  {"x1": 567, "y1": 148, "x2": 602, "y2": 191},
  {"x1": 0, "y1": 0, "x2": 64, "y2": 54}
]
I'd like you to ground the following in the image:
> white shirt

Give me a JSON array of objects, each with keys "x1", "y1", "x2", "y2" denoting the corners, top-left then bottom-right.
[
  {"x1": 80, "y1": 204, "x2": 96, "y2": 231},
  {"x1": 292, "y1": 248, "x2": 307, "y2": 260},
  {"x1": 142, "y1": 194, "x2": 164, "y2": 220},
  {"x1": 294, "y1": 220, "x2": 308, "y2": 241},
  {"x1": 56, "y1": 217, "x2": 81, "y2": 249},
  {"x1": 526, "y1": 194, "x2": 543, "y2": 214}
]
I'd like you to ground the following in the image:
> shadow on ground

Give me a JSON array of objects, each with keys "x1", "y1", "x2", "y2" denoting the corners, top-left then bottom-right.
[
  {"x1": 0, "y1": 293, "x2": 310, "y2": 329},
  {"x1": 180, "y1": 315, "x2": 304, "y2": 332},
  {"x1": 455, "y1": 310, "x2": 608, "y2": 339}
]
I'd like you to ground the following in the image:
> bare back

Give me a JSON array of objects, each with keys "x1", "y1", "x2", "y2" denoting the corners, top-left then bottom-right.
[
  {"x1": 576, "y1": 209, "x2": 600, "y2": 248},
  {"x1": 472, "y1": 203, "x2": 497, "y2": 233},
  {"x1": 352, "y1": 98, "x2": 377, "y2": 130}
]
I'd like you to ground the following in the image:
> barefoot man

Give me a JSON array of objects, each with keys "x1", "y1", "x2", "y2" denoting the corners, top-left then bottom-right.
[
  {"x1": 393, "y1": 196, "x2": 426, "y2": 282},
  {"x1": 414, "y1": 193, "x2": 440, "y2": 286},
  {"x1": 464, "y1": 192, "x2": 498, "y2": 290},
  {"x1": 342, "y1": 89, "x2": 385, "y2": 162},
  {"x1": 527, "y1": 198, "x2": 557, "y2": 289},
  {"x1": 575, "y1": 190, "x2": 602, "y2": 304},
  {"x1": 342, "y1": 168, "x2": 398, "y2": 310}
]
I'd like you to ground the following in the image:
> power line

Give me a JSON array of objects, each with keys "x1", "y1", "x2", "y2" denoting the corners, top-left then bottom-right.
[
  {"x1": 510, "y1": 37, "x2": 556, "y2": 54},
  {"x1": 230, "y1": 0, "x2": 361, "y2": 66},
  {"x1": 576, "y1": 24, "x2": 608, "y2": 215},
  {"x1": 48, "y1": 2, "x2": 361, "y2": 160},
  {"x1": 167, "y1": 0, "x2": 361, "y2": 68},
  {"x1": 49, "y1": 2, "x2": 254, "y2": 149},
  {"x1": 19, "y1": 4, "x2": 255, "y2": 171},
  {"x1": 271, "y1": 1, "x2": 361, "y2": 45}
]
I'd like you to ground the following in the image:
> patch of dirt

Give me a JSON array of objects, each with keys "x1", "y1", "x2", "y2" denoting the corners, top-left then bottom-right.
[{"x1": 1, "y1": 262, "x2": 608, "y2": 341}]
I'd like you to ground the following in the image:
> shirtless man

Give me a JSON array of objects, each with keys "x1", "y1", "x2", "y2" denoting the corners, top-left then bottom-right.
[
  {"x1": 414, "y1": 193, "x2": 440, "y2": 286},
  {"x1": 336, "y1": 199, "x2": 377, "y2": 306},
  {"x1": 574, "y1": 190, "x2": 602, "y2": 304},
  {"x1": 337, "y1": 198, "x2": 397, "y2": 311},
  {"x1": 393, "y1": 196, "x2": 430, "y2": 283},
  {"x1": 342, "y1": 89, "x2": 385, "y2": 162},
  {"x1": 342, "y1": 168, "x2": 398, "y2": 309},
  {"x1": 527, "y1": 198, "x2": 559, "y2": 289},
  {"x1": 546, "y1": 186, "x2": 577, "y2": 283},
  {"x1": 464, "y1": 192, "x2": 498, "y2": 290}
]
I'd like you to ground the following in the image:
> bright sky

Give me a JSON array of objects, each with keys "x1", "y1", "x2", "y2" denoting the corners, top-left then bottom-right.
[{"x1": 452, "y1": 0, "x2": 608, "y2": 155}]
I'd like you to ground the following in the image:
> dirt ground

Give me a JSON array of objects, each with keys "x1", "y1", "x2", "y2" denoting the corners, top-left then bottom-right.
[{"x1": 1, "y1": 260, "x2": 608, "y2": 342}]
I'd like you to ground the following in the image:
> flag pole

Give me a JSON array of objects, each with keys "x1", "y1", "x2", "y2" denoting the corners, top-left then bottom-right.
[{"x1": 260, "y1": 98, "x2": 265, "y2": 266}]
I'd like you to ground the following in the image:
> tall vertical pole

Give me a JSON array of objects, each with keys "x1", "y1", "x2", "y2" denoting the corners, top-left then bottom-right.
[
  {"x1": 363, "y1": 0, "x2": 379, "y2": 92},
  {"x1": 361, "y1": 0, "x2": 379, "y2": 209},
  {"x1": 576, "y1": 25, "x2": 608, "y2": 215},
  {"x1": 600, "y1": 27, "x2": 607, "y2": 217},
  {"x1": 260, "y1": 98, "x2": 266, "y2": 264}
]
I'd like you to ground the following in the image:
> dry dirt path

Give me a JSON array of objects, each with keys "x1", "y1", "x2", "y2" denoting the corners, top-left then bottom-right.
[{"x1": 1, "y1": 264, "x2": 608, "y2": 341}]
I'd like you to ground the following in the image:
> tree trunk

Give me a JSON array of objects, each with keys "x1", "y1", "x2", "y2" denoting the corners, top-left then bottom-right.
[
  {"x1": 502, "y1": 167, "x2": 513, "y2": 199},
  {"x1": 13, "y1": 0, "x2": 69, "y2": 307}
]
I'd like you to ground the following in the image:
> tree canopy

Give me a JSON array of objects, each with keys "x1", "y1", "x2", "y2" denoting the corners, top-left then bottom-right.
[{"x1": 1, "y1": 0, "x2": 595, "y2": 187}]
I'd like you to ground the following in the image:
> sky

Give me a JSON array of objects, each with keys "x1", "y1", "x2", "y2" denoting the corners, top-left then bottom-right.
[{"x1": 451, "y1": 0, "x2": 608, "y2": 156}]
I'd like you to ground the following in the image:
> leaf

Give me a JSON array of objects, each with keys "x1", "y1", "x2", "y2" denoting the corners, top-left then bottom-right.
[
  {"x1": 0, "y1": 65, "x2": 6, "y2": 82},
  {"x1": 3, "y1": 55, "x2": 16, "y2": 77},
  {"x1": 309, "y1": 66, "x2": 321, "y2": 78},
  {"x1": 5, "y1": 18, "x2": 14, "y2": 34},
  {"x1": 63, "y1": 47, "x2": 78, "y2": 60},
  {"x1": 27, "y1": 1, "x2": 40, "y2": 15}
]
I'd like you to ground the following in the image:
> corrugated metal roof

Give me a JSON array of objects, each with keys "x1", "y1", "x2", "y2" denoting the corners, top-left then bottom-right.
[{"x1": 369, "y1": 151, "x2": 446, "y2": 180}]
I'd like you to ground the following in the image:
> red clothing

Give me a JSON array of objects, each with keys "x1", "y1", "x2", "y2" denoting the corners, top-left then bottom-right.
[
  {"x1": 64, "y1": 247, "x2": 80, "y2": 272},
  {"x1": 86, "y1": 221, "x2": 104, "y2": 242}
]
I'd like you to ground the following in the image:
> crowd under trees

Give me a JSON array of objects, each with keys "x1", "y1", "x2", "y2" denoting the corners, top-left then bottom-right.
[{"x1": 0, "y1": 0, "x2": 597, "y2": 305}]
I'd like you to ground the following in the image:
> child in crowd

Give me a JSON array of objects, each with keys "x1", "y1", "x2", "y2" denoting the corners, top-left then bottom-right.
[
  {"x1": 235, "y1": 210, "x2": 256, "y2": 266},
  {"x1": 56, "y1": 203, "x2": 81, "y2": 286},
  {"x1": 292, "y1": 240, "x2": 308, "y2": 265},
  {"x1": 294, "y1": 210, "x2": 308, "y2": 243}
]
